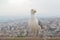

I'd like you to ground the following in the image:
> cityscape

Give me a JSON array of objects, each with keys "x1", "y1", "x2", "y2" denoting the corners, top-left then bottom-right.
[{"x1": 0, "y1": 17, "x2": 60, "y2": 37}]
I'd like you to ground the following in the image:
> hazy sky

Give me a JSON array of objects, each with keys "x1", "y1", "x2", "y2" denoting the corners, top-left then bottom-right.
[{"x1": 0, "y1": 0, "x2": 60, "y2": 18}]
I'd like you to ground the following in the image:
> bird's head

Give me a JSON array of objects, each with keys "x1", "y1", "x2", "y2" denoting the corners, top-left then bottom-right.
[{"x1": 31, "y1": 9, "x2": 37, "y2": 15}]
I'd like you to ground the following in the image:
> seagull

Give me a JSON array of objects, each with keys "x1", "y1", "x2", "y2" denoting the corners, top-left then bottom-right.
[{"x1": 28, "y1": 9, "x2": 42, "y2": 36}]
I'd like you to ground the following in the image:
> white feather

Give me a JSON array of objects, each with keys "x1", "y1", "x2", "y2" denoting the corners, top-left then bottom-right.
[{"x1": 28, "y1": 9, "x2": 41, "y2": 35}]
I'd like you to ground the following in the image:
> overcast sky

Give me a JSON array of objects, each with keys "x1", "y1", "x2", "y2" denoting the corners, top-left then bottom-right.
[{"x1": 0, "y1": 0, "x2": 60, "y2": 18}]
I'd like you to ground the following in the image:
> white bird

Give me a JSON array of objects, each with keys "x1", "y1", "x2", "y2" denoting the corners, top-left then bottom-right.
[{"x1": 28, "y1": 9, "x2": 41, "y2": 37}]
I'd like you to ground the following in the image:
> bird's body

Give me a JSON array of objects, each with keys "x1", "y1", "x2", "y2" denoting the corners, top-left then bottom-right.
[
  {"x1": 29, "y1": 14, "x2": 41, "y2": 31},
  {"x1": 28, "y1": 9, "x2": 41, "y2": 36}
]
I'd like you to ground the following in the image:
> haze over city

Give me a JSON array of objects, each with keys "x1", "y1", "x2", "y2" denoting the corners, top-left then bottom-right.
[{"x1": 0, "y1": 0, "x2": 60, "y2": 38}]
